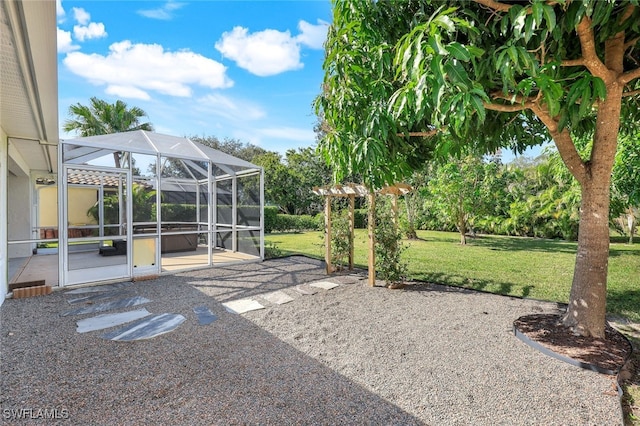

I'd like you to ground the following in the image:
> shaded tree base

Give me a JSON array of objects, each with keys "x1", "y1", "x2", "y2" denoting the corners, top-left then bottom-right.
[{"x1": 514, "y1": 314, "x2": 632, "y2": 374}]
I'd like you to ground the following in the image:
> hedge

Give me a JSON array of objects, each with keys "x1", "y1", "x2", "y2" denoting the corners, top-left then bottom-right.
[
  {"x1": 264, "y1": 206, "x2": 321, "y2": 233},
  {"x1": 263, "y1": 207, "x2": 369, "y2": 233}
]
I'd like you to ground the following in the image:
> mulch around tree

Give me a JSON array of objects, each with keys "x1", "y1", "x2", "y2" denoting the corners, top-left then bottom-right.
[{"x1": 513, "y1": 313, "x2": 632, "y2": 374}]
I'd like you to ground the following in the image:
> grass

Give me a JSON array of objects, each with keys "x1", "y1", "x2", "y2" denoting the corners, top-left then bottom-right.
[{"x1": 265, "y1": 229, "x2": 640, "y2": 322}]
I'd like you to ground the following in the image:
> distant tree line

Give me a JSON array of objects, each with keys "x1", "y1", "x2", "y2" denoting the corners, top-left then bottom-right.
[{"x1": 194, "y1": 134, "x2": 639, "y2": 243}]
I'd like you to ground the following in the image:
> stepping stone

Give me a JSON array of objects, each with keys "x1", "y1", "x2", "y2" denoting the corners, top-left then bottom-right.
[
  {"x1": 65, "y1": 282, "x2": 131, "y2": 295},
  {"x1": 294, "y1": 285, "x2": 318, "y2": 295},
  {"x1": 222, "y1": 299, "x2": 265, "y2": 314},
  {"x1": 102, "y1": 314, "x2": 186, "y2": 341},
  {"x1": 67, "y1": 290, "x2": 131, "y2": 305},
  {"x1": 60, "y1": 296, "x2": 151, "y2": 317},
  {"x1": 76, "y1": 309, "x2": 151, "y2": 333},
  {"x1": 309, "y1": 281, "x2": 340, "y2": 290},
  {"x1": 261, "y1": 290, "x2": 294, "y2": 305},
  {"x1": 193, "y1": 306, "x2": 218, "y2": 325}
]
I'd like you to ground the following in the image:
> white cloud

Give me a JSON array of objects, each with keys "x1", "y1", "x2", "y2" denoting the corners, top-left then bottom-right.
[
  {"x1": 105, "y1": 85, "x2": 151, "y2": 101},
  {"x1": 258, "y1": 126, "x2": 316, "y2": 142},
  {"x1": 72, "y1": 7, "x2": 91, "y2": 25},
  {"x1": 73, "y1": 22, "x2": 107, "y2": 42},
  {"x1": 63, "y1": 41, "x2": 233, "y2": 99},
  {"x1": 57, "y1": 28, "x2": 80, "y2": 53},
  {"x1": 296, "y1": 20, "x2": 328, "y2": 49},
  {"x1": 138, "y1": 1, "x2": 186, "y2": 20},
  {"x1": 215, "y1": 20, "x2": 328, "y2": 77},
  {"x1": 195, "y1": 93, "x2": 266, "y2": 122},
  {"x1": 215, "y1": 27, "x2": 303, "y2": 77},
  {"x1": 56, "y1": 0, "x2": 65, "y2": 21}
]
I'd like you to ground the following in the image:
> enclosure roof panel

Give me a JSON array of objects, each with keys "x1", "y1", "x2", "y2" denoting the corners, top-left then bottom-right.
[
  {"x1": 148, "y1": 132, "x2": 204, "y2": 159},
  {"x1": 198, "y1": 144, "x2": 258, "y2": 170},
  {"x1": 63, "y1": 131, "x2": 158, "y2": 155},
  {"x1": 62, "y1": 130, "x2": 260, "y2": 172}
]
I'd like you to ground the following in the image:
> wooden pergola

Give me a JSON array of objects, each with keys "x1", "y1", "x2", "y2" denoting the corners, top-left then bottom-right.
[{"x1": 312, "y1": 183, "x2": 412, "y2": 286}]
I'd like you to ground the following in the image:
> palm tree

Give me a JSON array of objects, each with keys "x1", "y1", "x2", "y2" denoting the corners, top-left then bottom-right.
[{"x1": 63, "y1": 97, "x2": 153, "y2": 167}]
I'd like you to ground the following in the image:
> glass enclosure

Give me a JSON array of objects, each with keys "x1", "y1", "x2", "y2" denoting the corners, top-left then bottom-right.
[{"x1": 58, "y1": 131, "x2": 263, "y2": 287}]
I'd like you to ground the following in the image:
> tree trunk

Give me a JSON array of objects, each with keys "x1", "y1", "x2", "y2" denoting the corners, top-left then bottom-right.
[
  {"x1": 561, "y1": 79, "x2": 622, "y2": 338},
  {"x1": 562, "y1": 177, "x2": 611, "y2": 338},
  {"x1": 404, "y1": 195, "x2": 418, "y2": 240},
  {"x1": 628, "y1": 207, "x2": 636, "y2": 245},
  {"x1": 458, "y1": 214, "x2": 467, "y2": 245},
  {"x1": 113, "y1": 152, "x2": 122, "y2": 168}
]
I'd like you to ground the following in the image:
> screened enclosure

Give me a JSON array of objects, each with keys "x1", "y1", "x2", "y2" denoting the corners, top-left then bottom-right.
[{"x1": 58, "y1": 130, "x2": 264, "y2": 286}]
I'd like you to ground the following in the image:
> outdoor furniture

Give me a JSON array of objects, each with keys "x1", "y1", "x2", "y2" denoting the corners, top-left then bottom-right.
[{"x1": 134, "y1": 224, "x2": 198, "y2": 253}]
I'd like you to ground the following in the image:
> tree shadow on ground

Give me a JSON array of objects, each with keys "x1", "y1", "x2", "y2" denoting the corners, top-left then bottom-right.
[
  {"x1": 179, "y1": 255, "x2": 330, "y2": 302},
  {"x1": 410, "y1": 271, "x2": 536, "y2": 299},
  {"x1": 0, "y1": 273, "x2": 422, "y2": 425},
  {"x1": 606, "y1": 288, "x2": 640, "y2": 323},
  {"x1": 609, "y1": 245, "x2": 640, "y2": 257},
  {"x1": 464, "y1": 235, "x2": 578, "y2": 254}
]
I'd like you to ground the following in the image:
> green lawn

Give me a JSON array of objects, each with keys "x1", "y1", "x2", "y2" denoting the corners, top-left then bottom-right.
[{"x1": 265, "y1": 230, "x2": 640, "y2": 322}]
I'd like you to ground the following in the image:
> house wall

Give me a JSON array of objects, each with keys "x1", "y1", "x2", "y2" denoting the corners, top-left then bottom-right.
[
  {"x1": 38, "y1": 186, "x2": 58, "y2": 227},
  {"x1": 38, "y1": 187, "x2": 97, "y2": 230},
  {"x1": 68, "y1": 187, "x2": 98, "y2": 225},
  {"x1": 8, "y1": 175, "x2": 32, "y2": 258},
  {"x1": 1, "y1": 128, "x2": 7, "y2": 304}
]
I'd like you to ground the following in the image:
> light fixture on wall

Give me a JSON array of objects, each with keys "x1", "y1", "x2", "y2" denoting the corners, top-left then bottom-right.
[{"x1": 35, "y1": 177, "x2": 55, "y2": 185}]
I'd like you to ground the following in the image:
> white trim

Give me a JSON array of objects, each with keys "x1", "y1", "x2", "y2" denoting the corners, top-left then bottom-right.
[
  {"x1": 58, "y1": 136, "x2": 65, "y2": 287},
  {"x1": 260, "y1": 167, "x2": 265, "y2": 260},
  {"x1": 1, "y1": 130, "x2": 8, "y2": 303},
  {"x1": 232, "y1": 176, "x2": 237, "y2": 252},
  {"x1": 67, "y1": 264, "x2": 128, "y2": 286}
]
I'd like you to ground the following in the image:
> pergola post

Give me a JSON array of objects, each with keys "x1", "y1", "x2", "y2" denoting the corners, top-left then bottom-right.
[
  {"x1": 324, "y1": 195, "x2": 332, "y2": 274},
  {"x1": 348, "y1": 194, "x2": 355, "y2": 270},
  {"x1": 312, "y1": 183, "x2": 411, "y2": 283},
  {"x1": 391, "y1": 194, "x2": 399, "y2": 227},
  {"x1": 368, "y1": 192, "x2": 376, "y2": 286}
]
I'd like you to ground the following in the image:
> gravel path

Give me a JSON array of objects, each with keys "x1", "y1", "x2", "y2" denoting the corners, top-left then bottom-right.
[{"x1": 1, "y1": 256, "x2": 621, "y2": 425}]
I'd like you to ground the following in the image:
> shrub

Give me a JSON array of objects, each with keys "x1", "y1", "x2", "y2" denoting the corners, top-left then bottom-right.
[
  {"x1": 374, "y1": 198, "x2": 408, "y2": 286},
  {"x1": 264, "y1": 241, "x2": 283, "y2": 259},
  {"x1": 329, "y1": 209, "x2": 352, "y2": 270},
  {"x1": 264, "y1": 206, "x2": 280, "y2": 233},
  {"x1": 264, "y1": 207, "x2": 322, "y2": 233}
]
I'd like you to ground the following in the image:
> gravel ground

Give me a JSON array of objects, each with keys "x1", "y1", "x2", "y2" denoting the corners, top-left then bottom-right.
[{"x1": 0, "y1": 256, "x2": 622, "y2": 425}]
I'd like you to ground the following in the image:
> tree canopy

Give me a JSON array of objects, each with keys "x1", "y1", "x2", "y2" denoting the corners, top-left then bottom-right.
[
  {"x1": 316, "y1": 0, "x2": 640, "y2": 338},
  {"x1": 63, "y1": 97, "x2": 153, "y2": 137},
  {"x1": 63, "y1": 97, "x2": 153, "y2": 168}
]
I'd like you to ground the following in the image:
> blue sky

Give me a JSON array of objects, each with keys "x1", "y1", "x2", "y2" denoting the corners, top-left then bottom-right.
[{"x1": 56, "y1": 0, "x2": 331, "y2": 155}]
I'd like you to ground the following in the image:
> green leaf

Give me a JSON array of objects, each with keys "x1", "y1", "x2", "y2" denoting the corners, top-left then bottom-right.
[
  {"x1": 593, "y1": 77, "x2": 606, "y2": 100},
  {"x1": 429, "y1": 33, "x2": 448, "y2": 55},
  {"x1": 433, "y1": 14, "x2": 455, "y2": 32},
  {"x1": 542, "y1": 3, "x2": 556, "y2": 30},
  {"x1": 507, "y1": 46, "x2": 520, "y2": 70},
  {"x1": 578, "y1": 85, "x2": 592, "y2": 118},
  {"x1": 524, "y1": 15, "x2": 535, "y2": 43},
  {"x1": 469, "y1": 95, "x2": 486, "y2": 122},
  {"x1": 466, "y1": 45, "x2": 485, "y2": 58},
  {"x1": 566, "y1": 77, "x2": 588, "y2": 106},
  {"x1": 444, "y1": 61, "x2": 470, "y2": 90},
  {"x1": 430, "y1": 56, "x2": 446, "y2": 99},
  {"x1": 448, "y1": 42, "x2": 471, "y2": 61},
  {"x1": 532, "y1": 1, "x2": 544, "y2": 27}
]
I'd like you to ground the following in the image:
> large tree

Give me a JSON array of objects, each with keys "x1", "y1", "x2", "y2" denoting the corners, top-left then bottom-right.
[
  {"x1": 63, "y1": 97, "x2": 153, "y2": 167},
  {"x1": 253, "y1": 147, "x2": 332, "y2": 215},
  {"x1": 316, "y1": 0, "x2": 640, "y2": 337}
]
